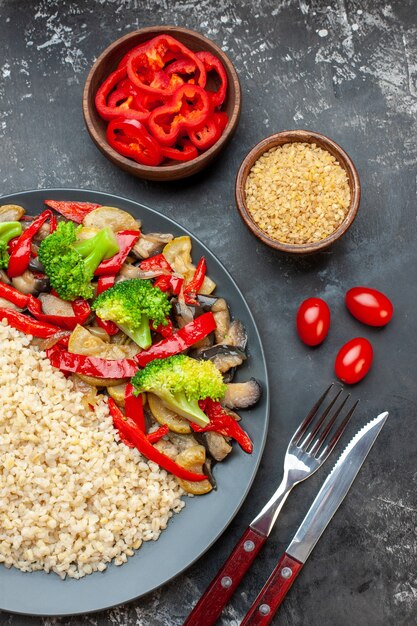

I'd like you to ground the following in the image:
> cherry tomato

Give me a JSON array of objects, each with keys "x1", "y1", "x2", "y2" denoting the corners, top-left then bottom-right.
[
  {"x1": 296, "y1": 298, "x2": 331, "y2": 346},
  {"x1": 335, "y1": 337, "x2": 373, "y2": 384},
  {"x1": 345, "y1": 287, "x2": 393, "y2": 327}
]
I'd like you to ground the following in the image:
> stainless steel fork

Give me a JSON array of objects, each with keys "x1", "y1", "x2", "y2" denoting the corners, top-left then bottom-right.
[{"x1": 184, "y1": 383, "x2": 358, "y2": 626}]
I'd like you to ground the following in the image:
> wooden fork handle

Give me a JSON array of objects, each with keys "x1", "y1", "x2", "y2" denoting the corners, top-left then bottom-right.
[
  {"x1": 240, "y1": 552, "x2": 303, "y2": 625},
  {"x1": 184, "y1": 527, "x2": 267, "y2": 626}
]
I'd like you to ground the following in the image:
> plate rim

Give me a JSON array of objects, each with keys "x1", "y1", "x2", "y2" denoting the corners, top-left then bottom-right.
[{"x1": 0, "y1": 187, "x2": 270, "y2": 617}]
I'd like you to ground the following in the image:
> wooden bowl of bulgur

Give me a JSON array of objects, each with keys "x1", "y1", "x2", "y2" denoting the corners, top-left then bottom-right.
[{"x1": 235, "y1": 130, "x2": 360, "y2": 253}]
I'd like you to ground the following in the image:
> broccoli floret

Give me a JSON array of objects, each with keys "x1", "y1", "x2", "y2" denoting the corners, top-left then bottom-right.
[
  {"x1": 38, "y1": 221, "x2": 119, "y2": 301},
  {"x1": 132, "y1": 354, "x2": 227, "y2": 426},
  {"x1": 92, "y1": 278, "x2": 171, "y2": 349},
  {"x1": 0, "y1": 222, "x2": 23, "y2": 269}
]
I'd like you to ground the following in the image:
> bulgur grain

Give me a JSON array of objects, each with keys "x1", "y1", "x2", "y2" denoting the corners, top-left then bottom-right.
[
  {"x1": 0, "y1": 321, "x2": 185, "y2": 579},
  {"x1": 244, "y1": 142, "x2": 351, "y2": 244}
]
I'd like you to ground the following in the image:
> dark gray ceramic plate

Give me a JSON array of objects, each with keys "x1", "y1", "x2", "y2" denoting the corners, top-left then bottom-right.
[{"x1": 0, "y1": 188, "x2": 269, "y2": 617}]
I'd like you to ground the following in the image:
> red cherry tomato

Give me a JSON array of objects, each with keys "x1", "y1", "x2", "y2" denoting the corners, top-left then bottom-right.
[
  {"x1": 296, "y1": 298, "x2": 331, "y2": 346},
  {"x1": 335, "y1": 337, "x2": 373, "y2": 384},
  {"x1": 345, "y1": 287, "x2": 393, "y2": 327}
]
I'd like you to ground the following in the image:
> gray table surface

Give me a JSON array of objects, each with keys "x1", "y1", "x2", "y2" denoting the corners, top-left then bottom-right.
[{"x1": 1, "y1": 0, "x2": 416, "y2": 624}]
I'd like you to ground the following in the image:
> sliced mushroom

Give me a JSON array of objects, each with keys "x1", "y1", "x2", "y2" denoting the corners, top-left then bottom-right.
[
  {"x1": 132, "y1": 233, "x2": 173, "y2": 259},
  {"x1": 83, "y1": 206, "x2": 140, "y2": 233},
  {"x1": 200, "y1": 431, "x2": 232, "y2": 462},
  {"x1": 148, "y1": 393, "x2": 192, "y2": 434},
  {"x1": 168, "y1": 432, "x2": 199, "y2": 453},
  {"x1": 38, "y1": 293, "x2": 74, "y2": 317},
  {"x1": 211, "y1": 298, "x2": 230, "y2": 344},
  {"x1": 223, "y1": 379, "x2": 262, "y2": 409},
  {"x1": 153, "y1": 438, "x2": 179, "y2": 460},
  {"x1": 28, "y1": 256, "x2": 45, "y2": 273},
  {"x1": 175, "y1": 445, "x2": 213, "y2": 495},
  {"x1": 33, "y1": 221, "x2": 52, "y2": 243},
  {"x1": 225, "y1": 320, "x2": 247, "y2": 351},
  {"x1": 0, "y1": 204, "x2": 25, "y2": 222},
  {"x1": 197, "y1": 294, "x2": 218, "y2": 310},
  {"x1": 116, "y1": 262, "x2": 145, "y2": 281},
  {"x1": 192, "y1": 344, "x2": 246, "y2": 373},
  {"x1": 203, "y1": 458, "x2": 217, "y2": 489},
  {"x1": 11, "y1": 270, "x2": 49, "y2": 295},
  {"x1": 0, "y1": 297, "x2": 22, "y2": 311}
]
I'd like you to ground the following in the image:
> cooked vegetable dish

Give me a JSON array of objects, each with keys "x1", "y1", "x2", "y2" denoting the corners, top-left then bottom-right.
[{"x1": 0, "y1": 199, "x2": 261, "y2": 497}]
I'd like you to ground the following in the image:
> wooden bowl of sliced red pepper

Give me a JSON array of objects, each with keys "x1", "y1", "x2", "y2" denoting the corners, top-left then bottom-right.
[{"x1": 83, "y1": 27, "x2": 241, "y2": 181}]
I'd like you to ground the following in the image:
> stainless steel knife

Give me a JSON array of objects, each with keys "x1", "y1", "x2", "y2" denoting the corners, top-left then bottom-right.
[{"x1": 241, "y1": 411, "x2": 389, "y2": 626}]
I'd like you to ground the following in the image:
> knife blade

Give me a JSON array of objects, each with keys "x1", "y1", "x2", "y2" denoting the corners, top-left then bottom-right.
[{"x1": 241, "y1": 411, "x2": 388, "y2": 625}]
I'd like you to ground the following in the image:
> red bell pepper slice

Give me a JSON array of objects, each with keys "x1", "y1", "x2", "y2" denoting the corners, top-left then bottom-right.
[
  {"x1": 126, "y1": 34, "x2": 206, "y2": 97},
  {"x1": 44, "y1": 200, "x2": 101, "y2": 224},
  {"x1": 95, "y1": 275, "x2": 118, "y2": 335},
  {"x1": 106, "y1": 118, "x2": 164, "y2": 166},
  {"x1": 46, "y1": 343, "x2": 138, "y2": 378},
  {"x1": 212, "y1": 111, "x2": 229, "y2": 133},
  {"x1": 139, "y1": 253, "x2": 172, "y2": 272},
  {"x1": 95, "y1": 67, "x2": 150, "y2": 122},
  {"x1": 124, "y1": 383, "x2": 146, "y2": 431},
  {"x1": 26, "y1": 295, "x2": 91, "y2": 331},
  {"x1": 188, "y1": 116, "x2": 222, "y2": 151},
  {"x1": 154, "y1": 274, "x2": 184, "y2": 295},
  {"x1": 148, "y1": 84, "x2": 210, "y2": 147},
  {"x1": 7, "y1": 210, "x2": 53, "y2": 278},
  {"x1": 0, "y1": 282, "x2": 30, "y2": 308},
  {"x1": 0, "y1": 308, "x2": 61, "y2": 338},
  {"x1": 151, "y1": 317, "x2": 174, "y2": 338},
  {"x1": 110, "y1": 398, "x2": 206, "y2": 482},
  {"x1": 94, "y1": 230, "x2": 140, "y2": 276},
  {"x1": 147, "y1": 425, "x2": 169, "y2": 444},
  {"x1": 162, "y1": 139, "x2": 199, "y2": 162},
  {"x1": 196, "y1": 51, "x2": 228, "y2": 108},
  {"x1": 183, "y1": 257, "x2": 207, "y2": 304},
  {"x1": 135, "y1": 312, "x2": 216, "y2": 367},
  {"x1": 191, "y1": 399, "x2": 253, "y2": 453}
]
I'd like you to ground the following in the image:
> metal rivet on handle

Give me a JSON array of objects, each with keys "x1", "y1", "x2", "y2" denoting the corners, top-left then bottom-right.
[
  {"x1": 281, "y1": 566, "x2": 293, "y2": 579},
  {"x1": 221, "y1": 576, "x2": 232, "y2": 589},
  {"x1": 244, "y1": 540, "x2": 255, "y2": 552},
  {"x1": 259, "y1": 604, "x2": 271, "y2": 615}
]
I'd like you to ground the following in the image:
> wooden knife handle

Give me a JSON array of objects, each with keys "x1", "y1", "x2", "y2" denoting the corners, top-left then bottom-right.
[
  {"x1": 184, "y1": 527, "x2": 267, "y2": 626},
  {"x1": 240, "y1": 552, "x2": 303, "y2": 625}
]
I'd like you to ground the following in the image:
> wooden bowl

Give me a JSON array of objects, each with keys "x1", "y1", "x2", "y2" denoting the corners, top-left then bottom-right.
[
  {"x1": 83, "y1": 26, "x2": 241, "y2": 181},
  {"x1": 235, "y1": 130, "x2": 361, "y2": 254}
]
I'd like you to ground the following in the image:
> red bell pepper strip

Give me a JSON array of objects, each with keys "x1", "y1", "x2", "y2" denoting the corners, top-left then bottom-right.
[
  {"x1": 148, "y1": 84, "x2": 210, "y2": 146},
  {"x1": 7, "y1": 210, "x2": 53, "y2": 278},
  {"x1": 147, "y1": 425, "x2": 169, "y2": 443},
  {"x1": 94, "y1": 230, "x2": 140, "y2": 276},
  {"x1": 0, "y1": 282, "x2": 30, "y2": 308},
  {"x1": 139, "y1": 253, "x2": 172, "y2": 272},
  {"x1": 126, "y1": 34, "x2": 206, "y2": 96},
  {"x1": 154, "y1": 274, "x2": 184, "y2": 295},
  {"x1": 162, "y1": 139, "x2": 199, "y2": 162},
  {"x1": 184, "y1": 257, "x2": 207, "y2": 304},
  {"x1": 166, "y1": 58, "x2": 198, "y2": 78},
  {"x1": 188, "y1": 115, "x2": 222, "y2": 151},
  {"x1": 135, "y1": 312, "x2": 216, "y2": 367},
  {"x1": 109, "y1": 399, "x2": 206, "y2": 481},
  {"x1": 191, "y1": 399, "x2": 253, "y2": 453},
  {"x1": 106, "y1": 118, "x2": 164, "y2": 166},
  {"x1": 151, "y1": 317, "x2": 174, "y2": 338},
  {"x1": 46, "y1": 343, "x2": 138, "y2": 378},
  {"x1": 44, "y1": 200, "x2": 101, "y2": 224},
  {"x1": 196, "y1": 51, "x2": 228, "y2": 108},
  {"x1": 26, "y1": 296, "x2": 91, "y2": 331},
  {"x1": 95, "y1": 275, "x2": 118, "y2": 335},
  {"x1": 124, "y1": 383, "x2": 146, "y2": 431},
  {"x1": 0, "y1": 308, "x2": 61, "y2": 338},
  {"x1": 95, "y1": 67, "x2": 150, "y2": 122}
]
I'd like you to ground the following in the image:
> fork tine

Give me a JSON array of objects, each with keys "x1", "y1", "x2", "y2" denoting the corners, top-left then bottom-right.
[
  {"x1": 299, "y1": 388, "x2": 344, "y2": 450},
  {"x1": 292, "y1": 383, "x2": 335, "y2": 446},
  {"x1": 309, "y1": 394, "x2": 350, "y2": 456},
  {"x1": 317, "y1": 399, "x2": 359, "y2": 460}
]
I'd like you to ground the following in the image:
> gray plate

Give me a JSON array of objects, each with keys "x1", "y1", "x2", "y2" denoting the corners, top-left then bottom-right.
[{"x1": 0, "y1": 188, "x2": 269, "y2": 617}]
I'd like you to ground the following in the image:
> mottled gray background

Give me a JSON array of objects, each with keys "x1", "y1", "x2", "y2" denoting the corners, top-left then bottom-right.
[{"x1": 1, "y1": 0, "x2": 417, "y2": 624}]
